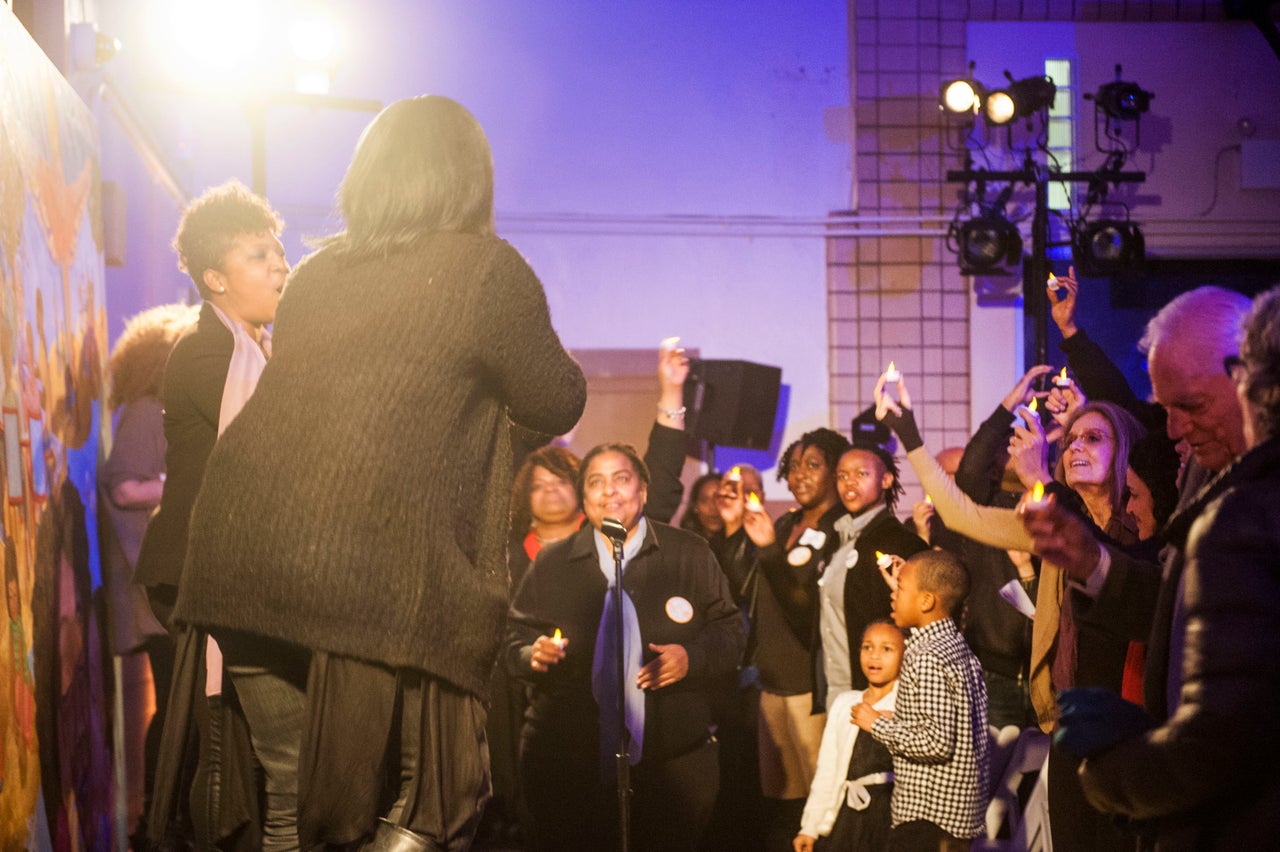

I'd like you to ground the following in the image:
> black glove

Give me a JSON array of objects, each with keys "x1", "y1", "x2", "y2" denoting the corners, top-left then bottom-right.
[
  {"x1": 880, "y1": 407, "x2": 923, "y2": 453},
  {"x1": 1053, "y1": 686, "x2": 1152, "y2": 759}
]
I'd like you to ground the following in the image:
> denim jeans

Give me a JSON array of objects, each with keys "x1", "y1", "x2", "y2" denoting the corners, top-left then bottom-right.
[{"x1": 218, "y1": 634, "x2": 309, "y2": 852}]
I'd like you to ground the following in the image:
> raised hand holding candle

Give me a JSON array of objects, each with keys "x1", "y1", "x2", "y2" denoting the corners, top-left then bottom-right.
[
  {"x1": 746, "y1": 492, "x2": 764, "y2": 513},
  {"x1": 1053, "y1": 367, "x2": 1071, "y2": 388},
  {"x1": 1047, "y1": 273, "x2": 1061, "y2": 292},
  {"x1": 1025, "y1": 480, "x2": 1048, "y2": 509},
  {"x1": 876, "y1": 550, "x2": 894, "y2": 570},
  {"x1": 552, "y1": 627, "x2": 566, "y2": 649},
  {"x1": 660, "y1": 336, "x2": 681, "y2": 351}
]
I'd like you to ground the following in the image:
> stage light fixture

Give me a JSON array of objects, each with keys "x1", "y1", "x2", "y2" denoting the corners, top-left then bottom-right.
[
  {"x1": 69, "y1": 23, "x2": 121, "y2": 72},
  {"x1": 1091, "y1": 80, "x2": 1153, "y2": 121},
  {"x1": 985, "y1": 90, "x2": 1016, "y2": 125},
  {"x1": 940, "y1": 78, "x2": 983, "y2": 115},
  {"x1": 1071, "y1": 220, "x2": 1145, "y2": 276},
  {"x1": 958, "y1": 213, "x2": 1023, "y2": 275},
  {"x1": 984, "y1": 75, "x2": 1057, "y2": 125}
]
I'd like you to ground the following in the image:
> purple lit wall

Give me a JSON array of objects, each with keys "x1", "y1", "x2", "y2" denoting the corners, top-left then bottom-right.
[{"x1": 95, "y1": 1, "x2": 854, "y2": 466}]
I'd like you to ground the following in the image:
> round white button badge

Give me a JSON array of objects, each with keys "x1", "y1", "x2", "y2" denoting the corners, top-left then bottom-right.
[
  {"x1": 788, "y1": 546, "x2": 811, "y2": 567},
  {"x1": 665, "y1": 596, "x2": 693, "y2": 624}
]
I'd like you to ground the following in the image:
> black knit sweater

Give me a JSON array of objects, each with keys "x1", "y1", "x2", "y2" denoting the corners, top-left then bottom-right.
[{"x1": 173, "y1": 233, "x2": 586, "y2": 699}]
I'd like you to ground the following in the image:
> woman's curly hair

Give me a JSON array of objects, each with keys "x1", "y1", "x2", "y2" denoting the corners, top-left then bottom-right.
[
  {"x1": 173, "y1": 180, "x2": 283, "y2": 298},
  {"x1": 107, "y1": 303, "x2": 199, "y2": 407}
]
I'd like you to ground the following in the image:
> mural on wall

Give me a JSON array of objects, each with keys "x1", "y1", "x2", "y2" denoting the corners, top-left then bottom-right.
[{"x1": 0, "y1": 6, "x2": 113, "y2": 849}]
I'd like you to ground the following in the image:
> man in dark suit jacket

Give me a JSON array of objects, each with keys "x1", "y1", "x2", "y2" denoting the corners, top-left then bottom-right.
[{"x1": 1078, "y1": 286, "x2": 1280, "y2": 850}]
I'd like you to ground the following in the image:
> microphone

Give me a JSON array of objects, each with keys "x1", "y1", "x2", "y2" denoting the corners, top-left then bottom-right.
[{"x1": 600, "y1": 517, "x2": 627, "y2": 545}]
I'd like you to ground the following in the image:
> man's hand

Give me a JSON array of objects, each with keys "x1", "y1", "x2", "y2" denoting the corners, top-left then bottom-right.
[
  {"x1": 529, "y1": 633, "x2": 568, "y2": 673},
  {"x1": 637, "y1": 643, "x2": 689, "y2": 690},
  {"x1": 1018, "y1": 493, "x2": 1103, "y2": 584}
]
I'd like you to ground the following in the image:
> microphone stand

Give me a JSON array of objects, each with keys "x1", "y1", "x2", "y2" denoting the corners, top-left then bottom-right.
[{"x1": 609, "y1": 534, "x2": 632, "y2": 852}]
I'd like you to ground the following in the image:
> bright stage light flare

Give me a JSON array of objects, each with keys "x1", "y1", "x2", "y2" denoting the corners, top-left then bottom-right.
[
  {"x1": 164, "y1": 0, "x2": 266, "y2": 84},
  {"x1": 294, "y1": 69, "x2": 331, "y2": 95},
  {"x1": 290, "y1": 16, "x2": 339, "y2": 63}
]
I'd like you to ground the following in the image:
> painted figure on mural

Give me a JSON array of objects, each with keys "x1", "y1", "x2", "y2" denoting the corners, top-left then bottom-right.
[
  {"x1": 4, "y1": 539, "x2": 36, "y2": 791},
  {"x1": 0, "y1": 9, "x2": 112, "y2": 845},
  {"x1": 32, "y1": 480, "x2": 110, "y2": 851}
]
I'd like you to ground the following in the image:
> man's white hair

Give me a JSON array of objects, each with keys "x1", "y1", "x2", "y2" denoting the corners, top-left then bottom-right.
[{"x1": 1139, "y1": 286, "x2": 1252, "y2": 364}]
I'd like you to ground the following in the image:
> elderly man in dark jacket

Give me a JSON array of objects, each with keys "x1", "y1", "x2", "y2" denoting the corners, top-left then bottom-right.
[
  {"x1": 1074, "y1": 285, "x2": 1280, "y2": 849},
  {"x1": 1023, "y1": 285, "x2": 1264, "y2": 851}
]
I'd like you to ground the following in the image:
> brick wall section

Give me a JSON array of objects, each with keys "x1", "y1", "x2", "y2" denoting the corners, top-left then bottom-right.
[{"x1": 829, "y1": 0, "x2": 1232, "y2": 505}]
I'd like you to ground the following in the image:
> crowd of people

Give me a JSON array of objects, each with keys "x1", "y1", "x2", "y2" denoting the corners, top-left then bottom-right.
[{"x1": 100, "y1": 92, "x2": 1279, "y2": 852}]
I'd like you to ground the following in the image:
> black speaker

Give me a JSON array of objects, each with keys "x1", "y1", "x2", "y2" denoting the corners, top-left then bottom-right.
[{"x1": 682, "y1": 359, "x2": 781, "y2": 450}]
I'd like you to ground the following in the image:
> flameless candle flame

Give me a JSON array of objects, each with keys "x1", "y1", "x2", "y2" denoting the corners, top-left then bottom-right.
[
  {"x1": 552, "y1": 628, "x2": 565, "y2": 647},
  {"x1": 1054, "y1": 367, "x2": 1071, "y2": 388},
  {"x1": 925, "y1": 495, "x2": 933, "y2": 505},
  {"x1": 1028, "y1": 398, "x2": 1039, "y2": 415},
  {"x1": 884, "y1": 361, "x2": 900, "y2": 382},
  {"x1": 729, "y1": 465, "x2": 742, "y2": 482},
  {"x1": 1032, "y1": 481, "x2": 1045, "y2": 502},
  {"x1": 875, "y1": 550, "x2": 894, "y2": 570},
  {"x1": 1047, "y1": 272, "x2": 1061, "y2": 291},
  {"x1": 660, "y1": 336, "x2": 681, "y2": 351},
  {"x1": 746, "y1": 492, "x2": 764, "y2": 512}
]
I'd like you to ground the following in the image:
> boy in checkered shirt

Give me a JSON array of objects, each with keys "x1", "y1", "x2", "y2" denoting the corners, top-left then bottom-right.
[{"x1": 852, "y1": 549, "x2": 990, "y2": 851}]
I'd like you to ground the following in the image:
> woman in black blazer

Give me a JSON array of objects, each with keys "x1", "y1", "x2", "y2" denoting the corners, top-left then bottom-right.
[{"x1": 136, "y1": 181, "x2": 288, "y2": 850}]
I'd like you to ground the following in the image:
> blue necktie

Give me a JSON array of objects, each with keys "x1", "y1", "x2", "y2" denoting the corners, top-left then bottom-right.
[{"x1": 591, "y1": 535, "x2": 645, "y2": 781}]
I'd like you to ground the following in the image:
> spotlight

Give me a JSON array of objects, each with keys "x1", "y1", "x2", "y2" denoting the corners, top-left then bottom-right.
[
  {"x1": 1071, "y1": 220, "x2": 1145, "y2": 276},
  {"x1": 68, "y1": 22, "x2": 121, "y2": 72},
  {"x1": 985, "y1": 90, "x2": 1016, "y2": 125},
  {"x1": 958, "y1": 214, "x2": 1023, "y2": 275},
  {"x1": 984, "y1": 75, "x2": 1057, "y2": 125},
  {"x1": 1091, "y1": 80, "x2": 1153, "y2": 121},
  {"x1": 940, "y1": 78, "x2": 983, "y2": 115}
]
